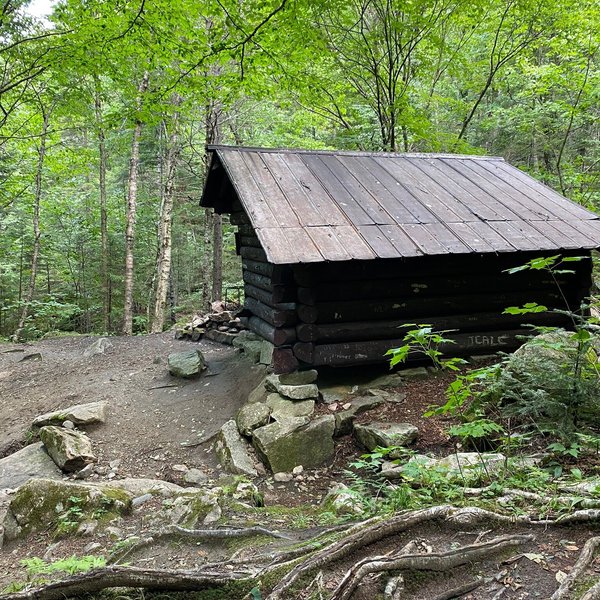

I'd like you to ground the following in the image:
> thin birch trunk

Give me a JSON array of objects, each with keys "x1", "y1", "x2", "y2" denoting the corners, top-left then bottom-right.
[
  {"x1": 150, "y1": 96, "x2": 181, "y2": 333},
  {"x1": 94, "y1": 76, "x2": 111, "y2": 333},
  {"x1": 13, "y1": 109, "x2": 49, "y2": 341},
  {"x1": 122, "y1": 71, "x2": 149, "y2": 336}
]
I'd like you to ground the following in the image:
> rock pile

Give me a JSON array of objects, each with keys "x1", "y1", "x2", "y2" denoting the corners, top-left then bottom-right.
[
  {"x1": 175, "y1": 301, "x2": 246, "y2": 345},
  {"x1": 214, "y1": 368, "x2": 421, "y2": 477}
]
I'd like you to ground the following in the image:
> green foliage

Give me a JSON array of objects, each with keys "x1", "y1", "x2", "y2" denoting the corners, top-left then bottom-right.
[
  {"x1": 3, "y1": 555, "x2": 106, "y2": 593},
  {"x1": 386, "y1": 324, "x2": 465, "y2": 371},
  {"x1": 55, "y1": 495, "x2": 86, "y2": 535}
]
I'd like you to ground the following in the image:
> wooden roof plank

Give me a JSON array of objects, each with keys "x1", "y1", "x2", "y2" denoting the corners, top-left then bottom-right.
[
  {"x1": 485, "y1": 160, "x2": 595, "y2": 221},
  {"x1": 422, "y1": 158, "x2": 523, "y2": 221},
  {"x1": 332, "y1": 225, "x2": 377, "y2": 260},
  {"x1": 424, "y1": 222, "x2": 472, "y2": 253},
  {"x1": 378, "y1": 224, "x2": 422, "y2": 257},
  {"x1": 487, "y1": 221, "x2": 541, "y2": 252},
  {"x1": 260, "y1": 153, "x2": 330, "y2": 227},
  {"x1": 446, "y1": 222, "x2": 497, "y2": 252},
  {"x1": 444, "y1": 159, "x2": 545, "y2": 221},
  {"x1": 302, "y1": 154, "x2": 374, "y2": 226},
  {"x1": 401, "y1": 223, "x2": 452, "y2": 255},
  {"x1": 218, "y1": 151, "x2": 279, "y2": 228},
  {"x1": 255, "y1": 227, "x2": 298, "y2": 264},
  {"x1": 464, "y1": 221, "x2": 515, "y2": 251},
  {"x1": 327, "y1": 155, "x2": 395, "y2": 225},
  {"x1": 279, "y1": 227, "x2": 323, "y2": 262},
  {"x1": 377, "y1": 156, "x2": 466, "y2": 223},
  {"x1": 339, "y1": 156, "x2": 420, "y2": 224},
  {"x1": 358, "y1": 225, "x2": 403, "y2": 258},
  {"x1": 565, "y1": 219, "x2": 600, "y2": 245},
  {"x1": 305, "y1": 226, "x2": 352, "y2": 261},
  {"x1": 241, "y1": 152, "x2": 300, "y2": 228},
  {"x1": 365, "y1": 157, "x2": 438, "y2": 224}
]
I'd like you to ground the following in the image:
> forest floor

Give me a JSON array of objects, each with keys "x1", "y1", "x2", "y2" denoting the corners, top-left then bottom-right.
[{"x1": 0, "y1": 334, "x2": 599, "y2": 599}]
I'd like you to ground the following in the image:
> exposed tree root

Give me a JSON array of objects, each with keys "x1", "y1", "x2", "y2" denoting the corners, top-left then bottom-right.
[
  {"x1": 1, "y1": 566, "x2": 253, "y2": 600},
  {"x1": 431, "y1": 578, "x2": 484, "y2": 600},
  {"x1": 581, "y1": 580, "x2": 600, "y2": 600},
  {"x1": 109, "y1": 524, "x2": 291, "y2": 564},
  {"x1": 330, "y1": 534, "x2": 533, "y2": 600},
  {"x1": 464, "y1": 487, "x2": 600, "y2": 510},
  {"x1": 6, "y1": 506, "x2": 600, "y2": 600},
  {"x1": 550, "y1": 536, "x2": 600, "y2": 600}
]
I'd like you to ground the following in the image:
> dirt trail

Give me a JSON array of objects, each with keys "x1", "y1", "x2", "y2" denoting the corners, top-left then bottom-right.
[{"x1": 0, "y1": 333, "x2": 265, "y2": 478}]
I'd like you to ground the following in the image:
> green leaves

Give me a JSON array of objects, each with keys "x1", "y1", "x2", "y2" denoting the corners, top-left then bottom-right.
[{"x1": 503, "y1": 302, "x2": 548, "y2": 315}]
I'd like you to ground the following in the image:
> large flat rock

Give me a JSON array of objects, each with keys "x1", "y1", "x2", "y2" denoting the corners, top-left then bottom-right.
[
  {"x1": 0, "y1": 442, "x2": 62, "y2": 490},
  {"x1": 33, "y1": 401, "x2": 108, "y2": 428}
]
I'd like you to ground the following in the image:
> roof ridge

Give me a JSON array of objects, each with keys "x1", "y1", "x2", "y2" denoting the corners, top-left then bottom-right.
[{"x1": 206, "y1": 144, "x2": 504, "y2": 162}]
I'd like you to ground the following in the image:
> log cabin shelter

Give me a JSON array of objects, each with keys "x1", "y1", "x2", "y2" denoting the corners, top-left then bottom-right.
[{"x1": 200, "y1": 145, "x2": 600, "y2": 373}]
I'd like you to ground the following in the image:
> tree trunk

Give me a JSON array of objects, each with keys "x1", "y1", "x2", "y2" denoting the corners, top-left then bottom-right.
[
  {"x1": 205, "y1": 103, "x2": 223, "y2": 303},
  {"x1": 151, "y1": 95, "x2": 181, "y2": 333},
  {"x1": 94, "y1": 77, "x2": 111, "y2": 333},
  {"x1": 122, "y1": 71, "x2": 149, "y2": 336},
  {"x1": 12, "y1": 108, "x2": 49, "y2": 342}
]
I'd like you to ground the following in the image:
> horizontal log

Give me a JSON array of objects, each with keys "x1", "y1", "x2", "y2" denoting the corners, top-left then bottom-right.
[
  {"x1": 236, "y1": 223, "x2": 256, "y2": 236},
  {"x1": 248, "y1": 316, "x2": 296, "y2": 346},
  {"x1": 240, "y1": 235, "x2": 261, "y2": 248},
  {"x1": 297, "y1": 289, "x2": 568, "y2": 324},
  {"x1": 240, "y1": 246, "x2": 267, "y2": 262},
  {"x1": 295, "y1": 329, "x2": 528, "y2": 367},
  {"x1": 292, "y1": 251, "x2": 592, "y2": 286},
  {"x1": 242, "y1": 271, "x2": 296, "y2": 303},
  {"x1": 243, "y1": 260, "x2": 293, "y2": 285},
  {"x1": 230, "y1": 211, "x2": 251, "y2": 226},
  {"x1": 244, "y1": 297, "x2": 297, "y2": 328},
  {"x1": 272, "y1": 347, "x2": 299, "y2": 374},
  {"x1": 295, "y1": 311, "x2": 570, "y2": 343},
  {"x1": 296, "y1": 271, "x2": 576, "y2": 305},
  {"x1": 245, "y1": 284, "x2": 296, "y2": 311}
]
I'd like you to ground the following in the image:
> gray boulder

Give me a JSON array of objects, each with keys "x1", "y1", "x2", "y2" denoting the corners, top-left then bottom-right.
[
  {"x1": 33, "y1": 401, "x2": 108, "y2": 428},
  {"x1": 321, "y1": 483, "x2": 364, "y2": 515},
  {"x1": 39, "y1": 426, "x2": 97, "y2": 472},
  {"x1": 247, "y1": 378, "x2": 268, "y2": 404},
  {"x1": 236, "y1": 403, "x2": 271, "y2": 437},
  {"x1": 83, "y1": 337, "x2": 112, "y2": 358},
  {"x1": 0, "y1": 442, "x2": 62, "y2": 489},
  {"x1": 438, "y1": 452, "x2": 505, "y2": 477},
  {"x1": 252, "y1": 415, "x2": 335, "y2": 473},
  {"x1": 214, "y1": 420, "x2": 257, "y2": 477},
  {"x1": 278, "y1": 383, "x2": 319, "y2": 401},
  {"x1": 259, "y1": 342, "x2": 274, "y2": 365},
  {"x1": 278, "y1": 370, "x2": 318, "y2": 386},
  {"x1": 168, "y1": 349, "x2": 206, "y2": 378},
  {"x1": 334, "y1": 395, "x2": 385, "y2": 436},
  {"x1": 354, "y1": 422, "x2": 418, "y2": 456},
  {"x1": 266, "y1": 393, "x2": 315, "y2": 421}
]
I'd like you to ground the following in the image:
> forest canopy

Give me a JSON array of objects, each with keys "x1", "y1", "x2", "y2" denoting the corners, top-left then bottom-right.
[{"x1": 0, "y1": 0, "x2": 598, "y2": 340}]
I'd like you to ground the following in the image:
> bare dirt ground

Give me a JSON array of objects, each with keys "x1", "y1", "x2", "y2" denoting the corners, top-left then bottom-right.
[
  {"x1": 0, "y1": 334, "x2": 265, "y2": 478},
  {"x1": 1, "y1": 335, "x2": 599, "y2": 599}
]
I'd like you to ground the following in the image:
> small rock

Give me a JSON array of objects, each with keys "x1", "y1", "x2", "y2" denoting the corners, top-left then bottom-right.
[
  {"x1": 259, "y1": 342, "x2": 274, "y2": 365},
  {"x1": 107, "y1": 472, "x2": 116, "y2": 479},
  {"x1": 74, "y1": 463, "x2": 94, "y2": 480},
  {"x1": 292, "y1": 465, "x2": 304, "y2": 476},
  {"x1": 77, "y1": 521, "x2": 98, "y2": 536},
  {"x1": 236, "y1": 403, "x2": 271, "y2": 437},
  {"x1": 39, "y1": 426, "x2": 97, "y2": 472},
  {"x1": 168, "y1": 350, "x2": 206, "y2": 378},
  {"x1": 172, "y1": 464, "x2": 188, "y2": 473},
  {"x1": 266, "y1": 394, "x2": 314, "y2": 421},
  {"x1": 334, "y1": 395, "x2": 386, "y2": 436},
  {"x1": 183, "y1": 468, "x2": 208, "y2": 485},
  {"x1": 43, "y1": 542, "x2": 61, "y2": 561},
  {"x1": 62, "y1": 420, "x2": 75, "y2": 430},
  {"x1": 84, "y1": 542, "x2": 102, "y2": 553},
  {"x1": 274, "y1": 472, "x2": 293, "y2": 482},
  {"x1": 83, "y1": 337, "x2": 112, "y2": 358},
  {"x1": 105, "y1": 526, "x2": 123, "y2": 539},
  {"x1": 109, "y1": 459, "x2": 121, "y2": 470},
  {"x1": 279, "y1": 370, "x2": 318, "y2": 386},
  {"x1": 353, "y1": 422, "x2": 418, "y2": 457},
  {"x1": 322, "y1": 483, "x2": 364, "y2": 515},
  {"x1": 278, "y1": 383, "x2": 319, "y2": 401},
  {"x1": 131, "y1": 493, "x2": 154, "y2": 508}
]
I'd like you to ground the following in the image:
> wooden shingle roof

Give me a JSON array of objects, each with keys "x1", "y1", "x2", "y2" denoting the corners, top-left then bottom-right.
[{"x1": 201, "y1": 145, "x2": 600, "y2": 264}]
